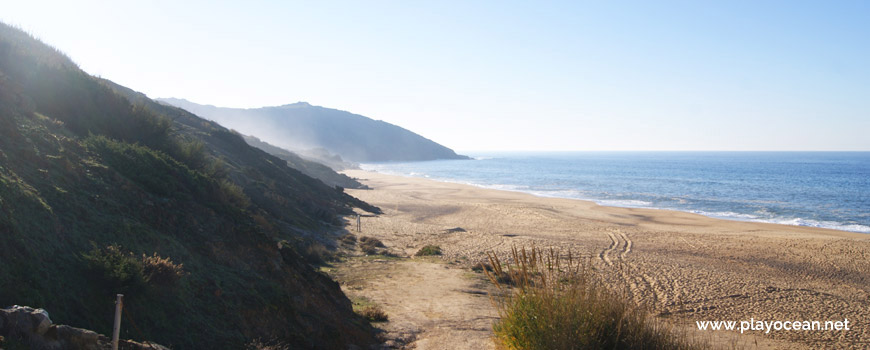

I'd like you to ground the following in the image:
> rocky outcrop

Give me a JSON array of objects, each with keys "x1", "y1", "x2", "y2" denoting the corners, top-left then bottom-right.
[{"x1": 0, "y1": 306, "x2": 166, "y2": 350}]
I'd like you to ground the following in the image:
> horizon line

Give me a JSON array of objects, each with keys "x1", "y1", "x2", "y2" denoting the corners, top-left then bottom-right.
[{"x1": 455, "y1": 150, "x2": 870, "y2": 153}]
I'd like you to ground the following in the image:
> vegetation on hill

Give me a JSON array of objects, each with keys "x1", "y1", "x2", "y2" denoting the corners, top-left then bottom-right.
[
  {"x1": 0, "y1": 22, "x2": 379, "y2": 349},
  {"x1": 159, "y1": 98, "x2": 471, "y2": 163},
  {"x1": 241, "y1": 134, "x2": 366, "y2": 189}
]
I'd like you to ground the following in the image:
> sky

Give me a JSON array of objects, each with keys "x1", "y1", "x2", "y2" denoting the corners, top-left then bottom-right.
[{"x1": 2, "y1": 1, "x2": 869, "y2": 151}]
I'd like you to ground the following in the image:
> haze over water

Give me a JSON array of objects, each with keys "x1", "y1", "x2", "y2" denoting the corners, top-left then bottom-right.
[{"x1": 363, "y1": 152, "x2": 870, "y2": 233}]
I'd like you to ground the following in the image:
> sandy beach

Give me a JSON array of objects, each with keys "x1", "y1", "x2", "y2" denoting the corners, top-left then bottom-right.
[{"x1": 341, "y1": 170, "x2": 870, "y2": 349}]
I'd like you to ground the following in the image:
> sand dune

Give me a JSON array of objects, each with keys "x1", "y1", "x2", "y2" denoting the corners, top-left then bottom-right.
[{"x1": 343, "y1": 170, "x2": 870, "y2": 349}]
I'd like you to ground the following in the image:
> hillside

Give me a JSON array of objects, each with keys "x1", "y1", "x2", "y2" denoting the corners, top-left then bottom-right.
[
  {"x1": 159, "y1": 98, "x2": 471, "y2": 163},
  {"x1": 0, "y1": 23, "x2": 378, "y2": 349},
  {"x1": 241, "y1": 134, "x2": 366, "y2": 189}
]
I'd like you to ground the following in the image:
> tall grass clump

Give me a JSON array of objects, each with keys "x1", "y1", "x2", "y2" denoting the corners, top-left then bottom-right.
[{"x1": 485, "y1": 247, "x2": 706, "y2": 350}]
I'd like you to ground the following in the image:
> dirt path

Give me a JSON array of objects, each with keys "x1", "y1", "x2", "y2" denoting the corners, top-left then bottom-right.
[{"x1": 330, "y1": 256, "x2": 496, "y2": 349}]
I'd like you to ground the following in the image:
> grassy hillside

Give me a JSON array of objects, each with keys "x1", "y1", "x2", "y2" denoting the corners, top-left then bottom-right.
[
  {"x1": 0, "y1": 23, "x2": 378, "y2": 349},
  {"x1": 241, "y1": 134, "x2": 366, "y2": 189}
]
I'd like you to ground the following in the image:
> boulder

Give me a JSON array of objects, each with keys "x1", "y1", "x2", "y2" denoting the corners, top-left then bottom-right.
[
  {"x1": 0, "y1": 305, "x2": 167, "y2": 350},
  {"x1": 0, "y1": 306, "x2": 57, "y2": 348},
  {"x1": 55, "y1": 325, "x2": 100, "y2": 350}
]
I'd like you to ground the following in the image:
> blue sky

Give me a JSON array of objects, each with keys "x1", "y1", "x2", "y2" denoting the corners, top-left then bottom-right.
[{"x1": 3, "y1": 1, "x2": 868, "y2": 151}]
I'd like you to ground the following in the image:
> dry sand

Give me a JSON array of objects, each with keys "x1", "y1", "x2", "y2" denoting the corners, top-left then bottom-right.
[{"x1": 340, "y1": 170, "x2": 870, "y2": 349}]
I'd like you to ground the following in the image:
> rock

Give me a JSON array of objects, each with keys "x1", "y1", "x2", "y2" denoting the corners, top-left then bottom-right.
[
  {"x1": 1, "y1": 306, "x2": 34, "y2": 336},
  {"x1": 2, "y1": 305, "x2": 52, "y2": 335},
  {"x1": 34, "y1": 308, "x2": 52, "y2": 335},
  {"x1": 55, "y1": 325, "x2": 100, "y2": 350},
  {"x1": 1, "y1": 305, "x2": 167, "y2": 350}
]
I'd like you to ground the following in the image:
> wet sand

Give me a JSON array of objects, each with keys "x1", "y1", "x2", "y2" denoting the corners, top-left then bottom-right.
[{"x1": 343, "y1": 170, "x2": 870, "y2": 349}]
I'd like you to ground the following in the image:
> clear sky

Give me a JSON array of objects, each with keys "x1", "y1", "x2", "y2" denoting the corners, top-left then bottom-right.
[{"x1": 3, "y1": 1, "x2": 868, "y2": 151}]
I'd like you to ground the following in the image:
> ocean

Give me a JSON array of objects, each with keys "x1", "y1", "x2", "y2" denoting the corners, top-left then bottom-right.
[{"x1": 361, "y1": 152, "x2": 870, "y2": 233}]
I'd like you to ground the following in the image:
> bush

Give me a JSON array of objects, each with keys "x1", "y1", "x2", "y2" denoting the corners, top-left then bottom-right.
[
  {"x1": 172, "y1": 139, "x2": 207, "y2": 170},
  {"x1": 358, "y1": 236, "x2": 384, "y2": 255},
  {"x1": 218, "y1": 179, "x2": 251, "y2": 208},
  {"x1": 470, "y1": 261, "x2": 494, "y2": 272},
  {"x1": 82, "y1": 245, "x2": 146, "y2": 294},
  {"x1": 141, "y1": 253, "x2": 186, "y2": 287},
  {"x1": 414, "y1": 245, "x2": 442, "y2": 257},
  {"x1": 85, "y1": 135, "x2": 208, "y2": 198},
  {"x1": 83, "y1": 245, "x2": 186, "y2": 293},
  {"x1": 357, "y1": 305, "x2": 388, "y2": 322},
  {"x1": 485, "y1": 247, "x2": 707, "y2": 350},
  {"x1": 302, "y1": 242, "x2": 334, "y2": 265},
  {"x1": 339, "y1": 233, "x2": 357, "y2": 246}
]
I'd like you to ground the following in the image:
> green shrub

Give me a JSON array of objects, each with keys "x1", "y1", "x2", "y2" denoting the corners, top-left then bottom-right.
[
  {"x1": 85, "y1": 135, "x2": 207, "y2": 198},
  {"x1": 173, "y1": 139, "x2": 207, "y2": 170},
  {"x1": 485, "y1": 247, "x2": 707, "y2": 350},
  {"x1": 82, "y1": 244, "x2": 146, "y2": 294},
  {"x1": 414, "y1": 245, "x2": 441, "y2": 257},
  {"x1": 83, "y1": 245, "x2": 186, "y2": 293},
  {"x1": 218, "y1": 178, "x2": 251, "y2": 208}
]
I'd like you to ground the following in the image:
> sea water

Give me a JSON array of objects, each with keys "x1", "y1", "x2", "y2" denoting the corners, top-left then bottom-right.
[{"x1": 362, "y1": 152, "x2": 870, "y2": 233}]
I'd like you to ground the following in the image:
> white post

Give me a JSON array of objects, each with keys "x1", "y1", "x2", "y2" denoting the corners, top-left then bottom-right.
[{"x1": 112, "y1": 294, "x2": 123, "y2": 350}]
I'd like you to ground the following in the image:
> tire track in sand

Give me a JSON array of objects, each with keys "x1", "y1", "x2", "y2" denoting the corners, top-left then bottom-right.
[
  {"x1": 599, "y1": 230, "x2": 619, "y2": 266},
  {"x1": 598, "y1": 229, "x2": 668, "y2": 309},
  {"x1": 599, "y1": 229, "x2": 632, "y2": 266}
]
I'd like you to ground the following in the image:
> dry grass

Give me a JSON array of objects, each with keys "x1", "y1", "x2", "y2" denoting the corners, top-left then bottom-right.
[
  {"x1": 141, "y1": 252, "x2": 186, "y2": 286},
  {"x1": 485, "y1": 246, "x2": 709, "y2": 350},
  {"x1": 244, "y1": 338, "x2": 291, "y2": 350},
  {"x1": 302, "y1": 242, "x2": 334, "y2": 264},
  {"x1": 340, "y1": 233, "x2": 357, "y2": 246},
  {"x1": 471, "y1": 261, "x2": 494, "y2": 272},
  {"x1": 359, "y1": 236, "x2": 385, "y2": 255},
  {"x1": 358, "y1": 305, "x2": 389, "y2": 322},
  {"x1": 351, "y1": 296, "x2": 389, "y2": 323}
]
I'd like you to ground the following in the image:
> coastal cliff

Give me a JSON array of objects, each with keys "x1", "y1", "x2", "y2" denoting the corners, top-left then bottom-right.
[{"x1": 0, "y1": 22, "x2": 377, "y2": 349}]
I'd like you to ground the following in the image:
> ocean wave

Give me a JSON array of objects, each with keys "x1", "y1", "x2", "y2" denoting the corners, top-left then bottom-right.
[
  {"x1": 527, "y1": 189, "x2": 585, "y2": 199},
  {"x1": 754, "y1": 218, "x2": 870, "y2": 233},
  {"x1": 480, "y1": 183, "x2": 530, "y2": 191},
  {"x1": 690, "y1": 210, "x2": 761, "y2": 220},
  {"x1": 690, "y1": 211, "x2": 870, "y2": 233},
  {"x1": 597, "y1": 199, "x2": 653, "y2": 207}
]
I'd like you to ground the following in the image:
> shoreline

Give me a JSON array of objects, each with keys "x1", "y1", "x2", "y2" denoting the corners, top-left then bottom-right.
[
  {"x1": 344, "y1": 169, "x2": 870, "y2": 349},
  {"x1": 352, "y1": 169, "x2": 869, "y2": 239}
]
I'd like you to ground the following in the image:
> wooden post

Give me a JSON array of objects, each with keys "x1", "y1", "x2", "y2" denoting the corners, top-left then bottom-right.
[
  {"x1": 112, "y1": 294, "x2": 123, "y2": 350},
  {"x1": 356, "y1": 214, "x2": 361, "y2": 232}
]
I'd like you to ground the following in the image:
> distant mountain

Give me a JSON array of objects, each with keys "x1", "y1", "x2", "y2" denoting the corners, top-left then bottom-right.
[
  {"x1": 0, "y1": 22, "x2": 377, "y2": 349},
  {"x1": 158, "y1": 98, "x2": 471, "y2": 163}
]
